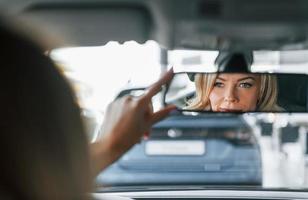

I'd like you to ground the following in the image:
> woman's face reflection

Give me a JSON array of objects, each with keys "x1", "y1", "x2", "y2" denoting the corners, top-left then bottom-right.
[{"x1": 209, "y1": 73, "x2": 261, "y2": 112}]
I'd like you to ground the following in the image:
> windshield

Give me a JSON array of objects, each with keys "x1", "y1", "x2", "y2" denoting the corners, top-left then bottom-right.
[{"x1": 50, "y1": 46, "x2": 308, "y2": 190}]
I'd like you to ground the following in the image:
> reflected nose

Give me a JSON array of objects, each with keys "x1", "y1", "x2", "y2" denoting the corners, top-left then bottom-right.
[{"x1": 224, "y1": 87, "x2": 237, "y2": 102}]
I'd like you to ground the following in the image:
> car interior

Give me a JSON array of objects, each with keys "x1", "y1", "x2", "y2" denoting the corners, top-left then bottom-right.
[{"x1": 3, "y1": 0, "x2": 308, "y2": 200}]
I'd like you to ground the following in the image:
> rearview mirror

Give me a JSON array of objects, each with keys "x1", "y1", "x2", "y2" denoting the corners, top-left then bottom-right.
[{"x1": 164, "y1": 73, "x2": 308, "y2": 113}]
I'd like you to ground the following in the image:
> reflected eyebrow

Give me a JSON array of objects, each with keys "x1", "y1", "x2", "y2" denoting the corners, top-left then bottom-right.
[
  {"x1": 216, "y1": 77, "x2": 226, "y2": 81},
  {"x1": 216, "y1": 76, "x2": 256, "y2": 82},
  {"x1": 238, "y1": 77, "x2": 256, "y2": 82}
]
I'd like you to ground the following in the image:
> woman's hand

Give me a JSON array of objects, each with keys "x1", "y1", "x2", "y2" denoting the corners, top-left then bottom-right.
[{"x1": 90, "y1": 69, "x2": 176, "y2": 176}]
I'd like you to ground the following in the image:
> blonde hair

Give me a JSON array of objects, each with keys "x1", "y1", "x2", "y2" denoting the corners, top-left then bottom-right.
[
  {"x1": 0, "y1": 17, "x2": 91, "y2": 200},
  {"x1": 187, "y1": 73, "x2": 282, "y2": 111}
]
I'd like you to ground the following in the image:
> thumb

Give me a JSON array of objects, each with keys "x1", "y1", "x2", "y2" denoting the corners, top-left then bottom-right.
[{"x1": 150, "y1": 105, "x2": 176, "y2": 125}]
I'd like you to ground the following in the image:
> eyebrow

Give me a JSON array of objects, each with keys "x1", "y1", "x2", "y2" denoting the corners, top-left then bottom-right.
[
  {"x1": 216, "y1": 76, "x2": 256, "y2": 82},
  {"x1": 238, "y1": 77, "x2": 256, "y2": 82}
]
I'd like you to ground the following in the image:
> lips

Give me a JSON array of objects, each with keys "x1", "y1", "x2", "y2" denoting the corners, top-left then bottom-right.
[{"x1": 218, "y1": 108, "x2": 243, "y2": 112}]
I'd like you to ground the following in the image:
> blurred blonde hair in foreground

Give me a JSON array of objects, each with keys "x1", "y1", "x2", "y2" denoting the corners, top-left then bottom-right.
[{"x1": 0, "y1": 15, "x2": 92, "y2": 200}]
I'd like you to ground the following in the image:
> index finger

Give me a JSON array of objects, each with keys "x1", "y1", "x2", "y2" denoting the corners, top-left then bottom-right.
[{"x1": 142, "y1": 68, "x2": 174, "y2": 100}]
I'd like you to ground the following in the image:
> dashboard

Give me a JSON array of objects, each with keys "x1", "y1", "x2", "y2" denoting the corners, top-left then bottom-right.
[{"x1": 93, "y1": 188, "x2": 308, "y2": 200}]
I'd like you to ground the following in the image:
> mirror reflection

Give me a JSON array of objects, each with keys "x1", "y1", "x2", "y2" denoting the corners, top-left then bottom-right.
[{"x1": 165, "y1": 73, "x2": 308, "y2": 112}]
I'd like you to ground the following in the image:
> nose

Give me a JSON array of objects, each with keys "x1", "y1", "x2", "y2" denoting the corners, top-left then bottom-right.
[{"x1": 223, "y1": 86, "x2": 237, "y2": 102}]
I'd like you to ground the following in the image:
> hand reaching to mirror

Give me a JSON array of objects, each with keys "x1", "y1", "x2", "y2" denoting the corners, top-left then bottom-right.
[{"x1": 90, "y1": 69, "x2": 176, "y2": 176}]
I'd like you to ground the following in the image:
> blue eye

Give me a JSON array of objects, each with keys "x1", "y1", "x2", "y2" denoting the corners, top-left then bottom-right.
[
  {"x1": 214, "y1": 82, "x2": 224, "y2": 88},
  {"x1": 239, "y1": 82, "x2": 253, "y2": 88}
]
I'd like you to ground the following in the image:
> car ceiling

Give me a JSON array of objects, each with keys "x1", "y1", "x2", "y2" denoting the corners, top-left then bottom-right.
[{"x1": 2, "y1": 0, "x2": 308, "y2": 50}]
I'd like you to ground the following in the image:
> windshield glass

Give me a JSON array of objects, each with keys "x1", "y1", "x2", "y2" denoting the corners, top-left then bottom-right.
[{"x1": 50, "y1": 46, "x2": 308, "y2": 190}]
